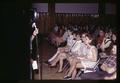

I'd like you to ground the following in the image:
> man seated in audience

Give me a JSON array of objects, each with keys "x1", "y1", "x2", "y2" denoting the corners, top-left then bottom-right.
[{"x1": 64, "y1": 34, "x2": 98, "y2": 80}]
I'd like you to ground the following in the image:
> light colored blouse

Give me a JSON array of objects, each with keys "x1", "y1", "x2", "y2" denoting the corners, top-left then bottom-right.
[
  {"x1": 78, "y1": 42, "x2": 87, "y2": 56},
  {"x1": 67, "y1": 35, "x2": 75, "y2": 48},
  {"x1": 70, "y1": 40, "x2": 82, "y2": 55},
  {"x1": 86, "y1": 45, "x2": 98, "y2": 61},
  {"x1": 62, "y1": 31, "x2": 69, "y2": 41}
]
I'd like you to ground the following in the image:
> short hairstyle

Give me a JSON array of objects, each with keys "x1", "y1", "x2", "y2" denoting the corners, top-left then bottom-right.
[{"x1": 86, "y1": 33, "x2": 93, "y2": 40}]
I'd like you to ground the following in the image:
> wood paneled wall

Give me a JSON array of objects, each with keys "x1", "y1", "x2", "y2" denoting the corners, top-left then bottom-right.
[{"x1": 36, "y1": 12, "x2": 116, "y2": 34}]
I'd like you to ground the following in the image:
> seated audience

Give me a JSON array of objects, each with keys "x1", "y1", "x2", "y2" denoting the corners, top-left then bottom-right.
[
  {"x1": 50, "y1": 32, "x2": 82, "y2": 72},
  {"x1": 47, "y1": 29, "x2": 75, "y2": 64},
  {"x1": 45, "y1": 23, "x2": 117, "y2": 80}
]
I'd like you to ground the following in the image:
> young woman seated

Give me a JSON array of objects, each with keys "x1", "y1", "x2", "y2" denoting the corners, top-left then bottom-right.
[
  {"x1": 64, "y1": 33, "x2": 98, "y2": 80},
  {"x1": 47, "y1": 30, "x2": 75, "y2": 65},
  {"x1": 80, "y1": 44, "x2": 117, "y2": 80},
  {"x1": 49, "y1": 32, "x2": 82, "y2": 73}
]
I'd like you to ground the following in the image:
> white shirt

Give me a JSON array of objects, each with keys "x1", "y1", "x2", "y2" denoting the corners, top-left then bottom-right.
[
  {"x1": 86, "y1": 46, "x2": 97, "y2": 57},
  {"x1": 54, "y1": 26, "x2": 58, "y2": 32},
  {"x1": 62, "y1": 31, "x2": 69, "y2": 41},
  {"x1": 67, "y1": 35, "x2": 74, "y2": 48},
  {"x1": 77, "y1": 45, "x2": 98, "y2": 62},
  {"x1": 78, "y1": 42, "x2": 87, "y2": 56},
  {"x1": 100, "y1": 38, "x2": 112, "y2": 51},
  {"x1": 70, "y1": 40, "x2": 82, "y2": 55}
]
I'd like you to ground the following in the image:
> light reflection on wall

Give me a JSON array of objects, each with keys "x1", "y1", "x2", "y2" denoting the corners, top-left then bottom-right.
[
  {"x1": 32, "y1": 3, "x2": 116, "y2": 15},
  {"x1": 32, "y1": 3, "x2": 48, "y2": 12},
  {"x1": 55, "y1": 3, "x2": 98, "y2": 13}
]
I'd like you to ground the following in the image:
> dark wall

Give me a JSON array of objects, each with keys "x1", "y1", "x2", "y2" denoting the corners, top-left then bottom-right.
[
  {"x1": 36, "y1": 13, "x2": 116, "y2": 34},
  {"x1": 1, "y1": 1, "x2": 31, "y2": 79}
]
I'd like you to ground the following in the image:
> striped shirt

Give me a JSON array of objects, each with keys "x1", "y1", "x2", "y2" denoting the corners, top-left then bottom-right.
[{"x1": 103, "y1": 55, "x2": 116, "y2": 68}]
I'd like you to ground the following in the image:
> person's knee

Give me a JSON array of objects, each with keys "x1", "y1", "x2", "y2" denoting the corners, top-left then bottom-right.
[
  {"x1": 71, "y1": 61, "x2": 76, "y2": 66},
  {"x1": 60, "y1": 55, "x2": 66, "y2": 60},
  {"x1": 59, "y1": 56, "x2": 63, "y2": 60},
  {"x1": 73, "y1": 58, "x2": 77, "y2": 62}
]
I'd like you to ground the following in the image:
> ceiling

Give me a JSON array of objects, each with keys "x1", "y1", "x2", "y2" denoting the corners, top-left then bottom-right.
[{"x1": 32, "y1": 0, "x2": 116, "y2": 3}]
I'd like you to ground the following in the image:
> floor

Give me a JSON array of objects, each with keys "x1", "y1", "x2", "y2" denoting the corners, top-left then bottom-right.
[{"x1": 34, "y1": 35, "x2": 66, "y2": 80}]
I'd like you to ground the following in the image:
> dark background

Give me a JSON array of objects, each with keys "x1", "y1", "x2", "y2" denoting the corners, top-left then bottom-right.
[{"x1": 1, "y1": 0, "x2": 32, "y2": 79}]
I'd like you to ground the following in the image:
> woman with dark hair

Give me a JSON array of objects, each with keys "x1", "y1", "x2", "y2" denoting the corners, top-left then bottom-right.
[
  {"x1": 78, "y1": 31, "x2": 117, "y2": 80},
  {"x1": 64, "y1": 34, "x2": 98, "y2": 80},
  {"x1": 80, "y1": 43, "x2": 117, "y2": 80}
]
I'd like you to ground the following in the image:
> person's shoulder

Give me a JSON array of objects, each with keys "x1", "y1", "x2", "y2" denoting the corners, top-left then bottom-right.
[
  {"x1": 78, "y1": 40, "x2": 82, "y2": 43},
  {"x1": 80, "y1": 42, "x2": 85, "y2": 46},
  {"x1": 91, "y1": 45, "x2": 97, "y2": 50},
  {"x1": 91, "y1": 45, "x2": 96, "y2": 48}
]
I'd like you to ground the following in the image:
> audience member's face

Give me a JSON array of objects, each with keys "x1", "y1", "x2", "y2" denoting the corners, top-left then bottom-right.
[
  {"x1": 68, "y1": 31, "x2": 72, "y2": 35},
  {"x1": 111, "y1": 45, "x2": 117, "y2": 55},
  {"x1": 73, "y1": 33, "x2": 76, "y2": 39},
  {"x1": 105, "y1": 33, "x2": 108, "y2": 37},
  {"x1": 76, "y1": 34, "x2": 80, "y2": 40},
  {"x1": 65, "y1": 27, "x2": 67, "y2": 31},
  {"x1": 99, "y1": 30, "x2": 104, "y2": 36},
  {"x1": 84, "y1": 36, "x2": 92, "y2": 45},
  {"x1": 105, "y1": 33, "x2": 110, "y2": 39},
  {"x1": 81, "y1": 34, "x2": 86, "y2": 42},
  {"x1": 112, "y1": 34, "x2": 116, "y2": 41},
  {"x1": 109, "y1": 31, "x2": 112, "y2": 36}
]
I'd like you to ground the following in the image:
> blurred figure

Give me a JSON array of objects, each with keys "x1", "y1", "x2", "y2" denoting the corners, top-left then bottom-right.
[
  {"x1": 50, "y1": 32, "x2": 82, "y2": 72},
  {"x1": 96, "y1": 30, "x2": 105, "y2": 52},
  {"x1": 30, "y1": 22, "x2": 39, "y2": 63},
  {"x1": 100, "y1": 32, "x2": 112, "y2": 52},
  {"x1": 47, "y1": 30, "x2": 74, "y2": 64}
]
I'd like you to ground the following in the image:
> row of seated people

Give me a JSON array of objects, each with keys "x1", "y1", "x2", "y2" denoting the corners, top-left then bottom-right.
[
  {"x1": 47, "y1": 24, "x2": 116, "y2": 48},
  {"x1": 46, "y1": 25, "x2": 116, "y2": 80}
]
